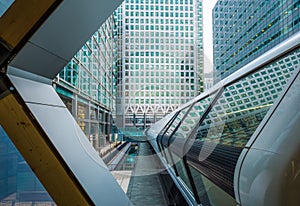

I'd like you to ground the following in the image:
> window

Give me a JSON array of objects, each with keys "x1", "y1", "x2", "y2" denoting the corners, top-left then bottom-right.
[{"x1": 185, "y1": 49, "x2": 298, "y2": 202}]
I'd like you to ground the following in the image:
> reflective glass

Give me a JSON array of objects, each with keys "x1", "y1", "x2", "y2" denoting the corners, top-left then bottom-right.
[
  {"x1": 213, "y1": 0, "x2": 300, "y2": 80},
  {"x1": 166, "y1": 93, "x2": 217, "y2": 201},
  {"x1": 160, "y1": 108, "x2": 189, "y2": 165},
  {"x1": 189, "y1": 165, "x2": 235, "y2": 206},
  {"x1": 194, "y1": 49, "x2": 299, "y2": 148},
  {"x1": 164, "y1": 107, "x2": 189, "y2": 138},
  {"x1": 173, "y1": 93, "x2": 217, "y2": 140},
  {"x1": 186, "y1": 48, "x2": 300, "y2": 200},
  {"x1": 172, "y1": 153, "x2": 193, "y2": 192},
  {"x1": 157, "y1": 112, "x2": 177, "y2": 152},
  {"x1": 0, "y1": 126, "x2": 55, "y2": 205},
  {"x1": 0, "y1": 0, "x2": 14, "y2": 17},
  {"x1": 164, "y1": 147, "x2": 175, "y2": 167}
]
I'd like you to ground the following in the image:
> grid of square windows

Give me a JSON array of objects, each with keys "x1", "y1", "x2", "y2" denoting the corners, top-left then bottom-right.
[
  {"x1": 116, "y1": 0, "x2": 204, "y2": 127},
  {"x1": 59, "y1": 15, "x2": 116, "y2": 109},
  {"x1": 213, "y1": 0, "x2": 300, "y2": 82}
]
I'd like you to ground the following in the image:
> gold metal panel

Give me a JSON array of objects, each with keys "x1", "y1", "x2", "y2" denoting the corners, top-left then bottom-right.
[
  {"x1": 0, "y1": 93, "x2": 91, "y2": 205},
  {"x1": 0, "y1": 0, "x2": 60, "y2": 48}
]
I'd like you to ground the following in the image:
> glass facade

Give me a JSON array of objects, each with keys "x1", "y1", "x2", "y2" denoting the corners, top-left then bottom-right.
[
  {"x1": 0, "y1": 0, "x2": 14, "y2": 17},
  {"x1": 213, "y1": 0, "x2": 300, "y2": 82},
  {"x1": 0, "y1": 126, "x2": 54, "y2": 205},
  {"x1": 154, "y1": 47, "x2": 300, "y2": 205},
  {"x1": 115, "y1": 0, "x2": 204, "y2": 129},
  {"x1": 53, "y1": 15, "x2": 118, "y2": 152},
  {"x1": 1, "y1": 11, "x2": 119, "y2": 205}
]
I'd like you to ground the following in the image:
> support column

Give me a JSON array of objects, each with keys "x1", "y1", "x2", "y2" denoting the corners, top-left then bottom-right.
[
  {"x1": 0, "y1": 67, "x2": 129, "y2": 205},
  {"x1": 72, "y1": 93, "x2": 78, "y2": 119}
]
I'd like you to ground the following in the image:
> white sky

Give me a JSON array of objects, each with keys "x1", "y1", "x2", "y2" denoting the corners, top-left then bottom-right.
[{"x1": 202, "y1": 0, "x2": 218, "y2": 73}]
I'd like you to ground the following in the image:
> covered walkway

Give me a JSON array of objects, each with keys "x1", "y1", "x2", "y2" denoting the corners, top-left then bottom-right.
[{"x1": 127, "y1": 142, "x2": 187, "y2": 206}]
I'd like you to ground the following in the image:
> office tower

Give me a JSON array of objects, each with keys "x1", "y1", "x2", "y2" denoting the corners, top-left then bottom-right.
[
  {"x1": 53, "y1": 15, "x2": 117, "y2": 151},
  {"x1": 213, "y1": 0, "x2": 300, "y2": 82},
  {"x1": 115, "y1": 0, "x2": 204, "y2": 129}
]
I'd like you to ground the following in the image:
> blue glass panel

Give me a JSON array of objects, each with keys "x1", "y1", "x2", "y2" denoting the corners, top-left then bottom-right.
[
  {"x1": 0, "y1": 0, "x2": 14, "y2": 17},
  {"x1": 0, "y1": 126, "x2": 55, "y2": 205}
]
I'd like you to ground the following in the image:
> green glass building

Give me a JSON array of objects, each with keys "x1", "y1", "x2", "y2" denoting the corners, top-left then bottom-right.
[
  {"x1": 213, "y1": 0, "x2": 300, "y2": 82},
  {"x1": 53, "y1": 15, "x2": 117, "y2": 151}
]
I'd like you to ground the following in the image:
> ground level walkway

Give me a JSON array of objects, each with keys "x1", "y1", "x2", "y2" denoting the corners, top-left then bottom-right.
[
  {"x1": 110, "y1": 141, "x2": 188, "y2": 206},
  {"x1": 126, "y1": 142, "x2": 168, "y2": 206}
]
